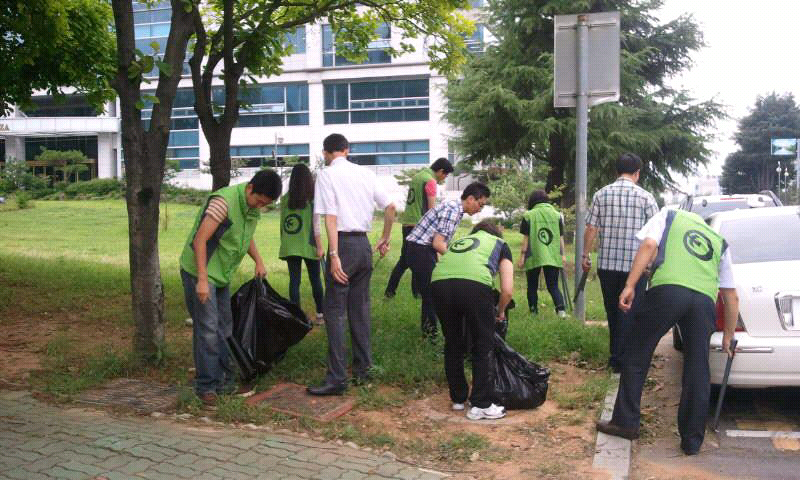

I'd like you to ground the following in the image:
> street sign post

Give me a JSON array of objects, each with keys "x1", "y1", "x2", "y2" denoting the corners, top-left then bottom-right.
[{"x1": 554, "y1": 11, "x2": 620, "y2": 322}]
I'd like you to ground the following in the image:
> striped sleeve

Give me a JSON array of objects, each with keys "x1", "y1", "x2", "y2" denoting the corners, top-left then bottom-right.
[{"x1": 204, "y1": 196, "x2": 228, "y2": 223}]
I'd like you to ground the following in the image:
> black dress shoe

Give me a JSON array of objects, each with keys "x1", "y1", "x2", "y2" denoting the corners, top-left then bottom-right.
[
  {"x1": 596, "y1": 421, "x2": 639, "y2": 440},
  {"x1": 307, "y1": 383, "x2": 346, "y2": 396}
]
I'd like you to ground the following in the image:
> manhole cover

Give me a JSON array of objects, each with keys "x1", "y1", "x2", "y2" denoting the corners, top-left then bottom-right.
[
  {"x1": 77, "y1": 378, "x2": 178, "y2": 413},
  {"x1": 245, "y1": 383, "x2": 355, "y2": 422}
]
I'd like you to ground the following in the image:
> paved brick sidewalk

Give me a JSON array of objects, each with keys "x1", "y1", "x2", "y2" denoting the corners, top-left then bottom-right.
[{"x1": 0, "y1": 390, "x2": 446, "y2": 480}]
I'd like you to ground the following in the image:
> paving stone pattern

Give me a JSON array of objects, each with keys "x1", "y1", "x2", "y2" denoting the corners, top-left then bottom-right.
[{"x1": 0, "y1": 391, "x2": 446, "y2": 480}]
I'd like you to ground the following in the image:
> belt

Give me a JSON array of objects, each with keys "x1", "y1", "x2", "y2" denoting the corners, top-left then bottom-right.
[{"x1": 338, "y1": 231, "x2": 367, "y2": 237}]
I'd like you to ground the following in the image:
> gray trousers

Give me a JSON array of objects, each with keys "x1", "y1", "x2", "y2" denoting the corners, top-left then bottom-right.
[{"x1": 324, "y1": 234, "x2": 373, "y2": 386}]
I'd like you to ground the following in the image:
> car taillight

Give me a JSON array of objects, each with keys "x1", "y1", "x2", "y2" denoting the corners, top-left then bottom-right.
[
  {"x1": 715, "y1": 293, "x2": 745, "y2": 332},
  {"x1": 775, "y1": 293, "x2": 796, "y2": 330}
]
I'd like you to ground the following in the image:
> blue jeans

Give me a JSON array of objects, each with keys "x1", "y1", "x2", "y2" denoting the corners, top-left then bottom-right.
[{"x1": 181, "y1": 269, "x2": 234, "y2": 395}]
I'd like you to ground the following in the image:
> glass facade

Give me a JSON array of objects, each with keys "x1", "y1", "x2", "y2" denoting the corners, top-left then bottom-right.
[
  {"x1": 0, "y1": 140, "x2": 5, "y2": 165},
  {"x1": 230, "y1": 144, "x2": 310, "y2": 167},
  {"x1": 142, "y1": 88, "x2": 200, "y2": 169},
  {"x1": 349, "y1": 140, "x2": 429, "y2": 165},
  {"x1": 465, "y1": 24, "x2": 485, "y2": 53},
  {"x1": 322, "y1": 23, "x2": 391, "y2": 67},
  {"x1": 213, "y1": 84, "x2": 309, "y2": 127},
  {"x1": 25, "y1": 136, "x2": 98, "y2": 180},
  {"x1": 285, "y1": 27, "x2": 306, "y2": 54},
  {"x1": 324, "y1": 79, "x2": 429, "y2": 124},
  {"x1": 21, "y1": 95, "x2": 100, "y2": 117},
  {"x1": 133, "y1": 1, "x2": 189, "y2": 78}
]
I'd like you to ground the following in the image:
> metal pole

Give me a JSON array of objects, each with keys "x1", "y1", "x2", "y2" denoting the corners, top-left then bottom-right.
[
  {"x1": 574, "y1": 14, "x2": 589, "y2": 323},
  {"x1": 795, "y1": 138, "x2": 799, "y2": 204}
]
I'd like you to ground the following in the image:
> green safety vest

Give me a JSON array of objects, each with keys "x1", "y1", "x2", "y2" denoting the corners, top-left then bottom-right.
[
  {"x1": 431, "y1": 230, "x2": 507, "y2": 288},
  {"x1": 523, "y1": 203, "x2": 562, "y2": 270},
  {"x1": 279, "y1": 200, "x2": 316, "y2": 260},
  {"x1": 399, "y1": 167, "x2": 435, "y2": 225},
  {"x1": 179, "y1": 183, "x2": 261, "y2": 287},
  {"x1": 650, "y1": 210, "x2": 726, "y2": 301}
]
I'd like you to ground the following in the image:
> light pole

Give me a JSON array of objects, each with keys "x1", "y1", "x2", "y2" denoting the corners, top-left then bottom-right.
[
  {"x1": 776, "y1": 163, "x2": 782, "y2": 198},
  {"x1": 785, "y1": 169, "x2": 790, "y2": 204}
]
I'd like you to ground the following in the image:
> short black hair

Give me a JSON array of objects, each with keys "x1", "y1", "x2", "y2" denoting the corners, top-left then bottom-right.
[
  {"x1": 430, "y1": 157, "x2": 454, "y2": 174},
  {"x1": 323, "y1": 133, "x2": 349, "y2": 153},
  {"x1": 249, "y1": 169, "x2": 282, "y2": 199},
  {"x1": 461, "y1": 182, "x2": 490, "y2": 201},
  {"x1": 527, "y1": 189, "x2": 549, "y2": 209},
  {"x1": 617, "y1": 153, "x2": 643, "y2": 175},
  {"x1": 471, "y1": 220, "x2": 503, "y2": 238}
]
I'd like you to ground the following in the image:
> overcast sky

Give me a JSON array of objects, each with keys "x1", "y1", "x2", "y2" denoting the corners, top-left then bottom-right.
[{"x1": 654, "y1": 0, "x2": 800, "y2": 179}]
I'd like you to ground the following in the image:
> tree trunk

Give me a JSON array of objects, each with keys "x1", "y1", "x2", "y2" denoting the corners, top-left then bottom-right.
[
  {"x1": 546, "y1": 132, "x2": 569, "y2": 205},
  {"x1": 111, "y1": 0, "x2": 194, "y2": 361},
  {"x1": 209, "y1": 129, "x2": 233, "y2": 191}
]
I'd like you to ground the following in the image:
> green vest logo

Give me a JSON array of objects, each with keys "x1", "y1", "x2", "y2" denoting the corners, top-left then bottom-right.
[
  {"x1": 284, "y1": 213, "x2": 302, "y2": 234},
  {"x1": 537, "y1": 227, "x2": 554, "y2": 246},
  {"x1": 450, "y1": 237, "x2": 480, "y2": 253},
  {"x1": 683, "y1": 229, "x2": 713, "y2": 261},
  {"x1": 406, "y1": 188, "x2": 416, "y2": 206}
]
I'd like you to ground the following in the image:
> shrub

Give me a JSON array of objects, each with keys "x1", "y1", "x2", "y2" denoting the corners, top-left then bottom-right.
[
  {"x1": 15, "y1": 192, "x2": 31, "y2": 209},
  {"x1": 64, "y1": 178, "x2": 123, "y2": 198}
]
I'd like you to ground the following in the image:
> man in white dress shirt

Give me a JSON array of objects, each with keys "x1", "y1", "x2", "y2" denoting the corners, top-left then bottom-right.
[{"x1": 308, "y1": 133, "x2": 396, "y2": 395}]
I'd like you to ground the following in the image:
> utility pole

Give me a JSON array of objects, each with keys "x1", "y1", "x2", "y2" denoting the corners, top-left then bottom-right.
[{"x1": 574, "y1": 14, "x2": 589, "y2": 322}]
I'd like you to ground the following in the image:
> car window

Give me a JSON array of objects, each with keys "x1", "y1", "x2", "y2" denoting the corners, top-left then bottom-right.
[{"x1": 720, "y1": 214, "x2": 800, "y2": 264}]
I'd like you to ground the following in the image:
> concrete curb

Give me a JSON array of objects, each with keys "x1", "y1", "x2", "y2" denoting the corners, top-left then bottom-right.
[{"x1": 592, "y1": 373, "x2": 631, "y2": 480}]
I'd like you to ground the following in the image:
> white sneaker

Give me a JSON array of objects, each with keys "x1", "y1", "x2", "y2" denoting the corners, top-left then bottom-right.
[
  {"x1": 466, "y1": 404, "x2": 506, "y2": 420},
  {"x1": 315, "y1": 313, "x2": 325, "y2": 326},
  {"x1": 184, "y1": 317, "x2": 193, "y2": 327},
  {"x1": 452, "y1": 402, "x2": 465, "y2": 411},
  {"x1": 557, "y1": 310, "x2": 567, "y2": 318}
]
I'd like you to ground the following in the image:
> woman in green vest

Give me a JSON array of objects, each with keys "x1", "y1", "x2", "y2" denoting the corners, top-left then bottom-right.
[
  {"x1": 280, "y1": 164, "x2": 324, "y2": 323},
  {"x1": 430, "y1": 220, "x2": 514, "y2": 420},
  {"x1": 518, "y1": 190, "x2": 566, "y2": 317}
]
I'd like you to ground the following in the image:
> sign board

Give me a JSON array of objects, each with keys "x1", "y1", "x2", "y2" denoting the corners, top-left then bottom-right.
[
  {"x1": 553, "y1": 11, "x2": 620, "y2": 108},
  {"x1": 771, "y1": 138, "x2": 798, "y2": 156}
]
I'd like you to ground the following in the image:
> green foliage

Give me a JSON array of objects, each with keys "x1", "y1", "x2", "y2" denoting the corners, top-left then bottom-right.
[
  {"x1": 0, "y1": 0, "x2": 116, "y2": 113},
  {"x1": 393, "y1": 167, "x2": 424, "y2": 187},
  {"x1": 552, "y1": 374, "x2": 614, "y2": 410},
  {"x1": 720, "y1": 93, "x2": 800, "y2": 194},
  {"x1": 35, "y1": 149, "x2": 91, "y2": 183},
  {"x1": 15, "y1": 192, "x2": 32, "y2": 209},
  {"x1": 445, "y1": 0, "x2": 725, "y2": 198},
  {"x1": 63, "y1": 178, "x2": 124, "y2": 198},
  {"x1": 482, "y1": 161, "x2": 548, "y2": 225},
  {"x1": 0, "y1": 160, "x2": 47, "y2": 193}
]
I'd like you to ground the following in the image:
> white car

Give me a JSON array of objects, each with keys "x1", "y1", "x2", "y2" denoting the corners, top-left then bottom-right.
[
  {"x1": 702, "y1": 206, "x2": 800, "y2": 387},
  {"x1": 679, "y1": 192, "x2": 781, "y2": 220}
]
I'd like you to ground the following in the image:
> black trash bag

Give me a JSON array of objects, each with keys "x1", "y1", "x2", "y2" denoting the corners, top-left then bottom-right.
[
  {"x1": 491, "y1": 333, "x2": 549, "y2": 410},
  {"x1": 227, "y1": 278, "x2": 312, "y2": 382}
]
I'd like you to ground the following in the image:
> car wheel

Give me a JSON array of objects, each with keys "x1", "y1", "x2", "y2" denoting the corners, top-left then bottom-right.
[{"x1": 672, "y1": 325, "x2": 683, "y2": 351}]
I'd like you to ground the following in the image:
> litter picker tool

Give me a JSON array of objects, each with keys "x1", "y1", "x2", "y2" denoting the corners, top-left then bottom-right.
[
  {"x1": 560, "y1": 268, "x2": 573, "y2": 312},
  {"x1": 712, "y1": 338, "x2": 738, "y2": 432},
  {"x1": 573, "y1": 270, "x2": 589, "y2": 304}
]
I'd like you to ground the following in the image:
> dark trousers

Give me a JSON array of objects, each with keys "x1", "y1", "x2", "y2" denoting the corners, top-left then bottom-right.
[
  {"x1": 611, "y1": 285, "x2": 716, "y2": 453},
  {"x1": 286, "y1": 256, "x2": 324, "y2": 314},
  {"x1": 431, "y1": 279, "x2": 495, "y2": 409},
  {"x1": 385, "y1": 225, "x2": 418, "y2": 296},
  {"x1": 408, "y1": 241, "x2": 438, "y2": 336},
  {"x1": 597, "y1": 269, "x2": 647, "y2": 369},
  {"x1": 526, "y1": 266, "x2": 565, "y2": 313},
  {"x1": 323, "y1": 234, "x2": 373, "y2": 386}
]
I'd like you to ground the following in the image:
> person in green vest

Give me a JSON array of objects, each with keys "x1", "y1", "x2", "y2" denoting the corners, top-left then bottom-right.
[
  {"x1": 179, "y1": 170, "x2": 283, "y2": 408},
  {"x1": 279, "y1": 164, "x2": 324, "y2": 324},
  {"x1": 385, "y1": 158, "x2": 453, "y2": 299},
  {"x1": 430, "y1": 220, "x2": 513, "y2": 420},
  {"x1": 596, "y1": 208, "x2": 739, "y2": 455},
  {"x1": 518, "y1": 190, "x2": 567, "y2": 317}
]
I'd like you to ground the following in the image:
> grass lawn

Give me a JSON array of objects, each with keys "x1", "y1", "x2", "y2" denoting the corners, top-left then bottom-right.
[{"x1": 0, "y1": 198, "x2": 611, "y2": 395}]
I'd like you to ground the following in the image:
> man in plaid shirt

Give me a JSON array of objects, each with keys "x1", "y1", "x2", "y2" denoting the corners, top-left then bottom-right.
[
  {"x1": 582, "y1": 153, "x2": 658, "y2": 372},
  {"x1": 407, "y1": 182, "x2": 491, "y2": 338}
]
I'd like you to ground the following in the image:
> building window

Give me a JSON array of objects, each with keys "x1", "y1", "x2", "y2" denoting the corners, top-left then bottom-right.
[
  {"x1": 349, "y1": 140, "x2": 429, "y2": 165},
  {"x1": 0, "y1": 140, "x2": 5, "y2": 166},
  {"x1": 133, "y1": 1, "x2": 190, "y2": 78},
  {"x1": 324, "y1": 79, "x2": 429, "y2": 124},
  {"x1": 142, "y1": 88, "x2": 200, "y2": 169},
  {"x1": 465, "y1": 24, "x2": 486, "y2": 53},
  {"x1": 21, "y1": 95, "x2": 101, "y2": 117},
  {"x1": 322, "y1": 23, "x2": 391, "y2": 67},
  {"x1": 24, "y1": 136, "x2": 99, "y2": 180},
  {"x1": 284, "y1": 26, "x2": 306, "y2": 54},
  {"x1": 214, "y1": 84, "x2": 309, "y2": 127},
  {"x1": 230, "y1": 144, "x2": 310, "y2": 168}
]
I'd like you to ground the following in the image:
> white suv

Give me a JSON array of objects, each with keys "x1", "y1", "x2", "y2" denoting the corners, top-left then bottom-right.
[{"x1": 679, "y1": 191, "x2": 781, "y2": 220}]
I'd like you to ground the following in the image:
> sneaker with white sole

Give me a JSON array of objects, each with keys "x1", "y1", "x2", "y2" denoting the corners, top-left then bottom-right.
[
  {"x1": 452, "y1": 402, "x2": 465, "y2": 411},
  {"x1": 466, "y1": 403, "x2": 506, "y2": 420},
  {"x1": 557, "y1": 310, "x2": 567, "y2": 318}
]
